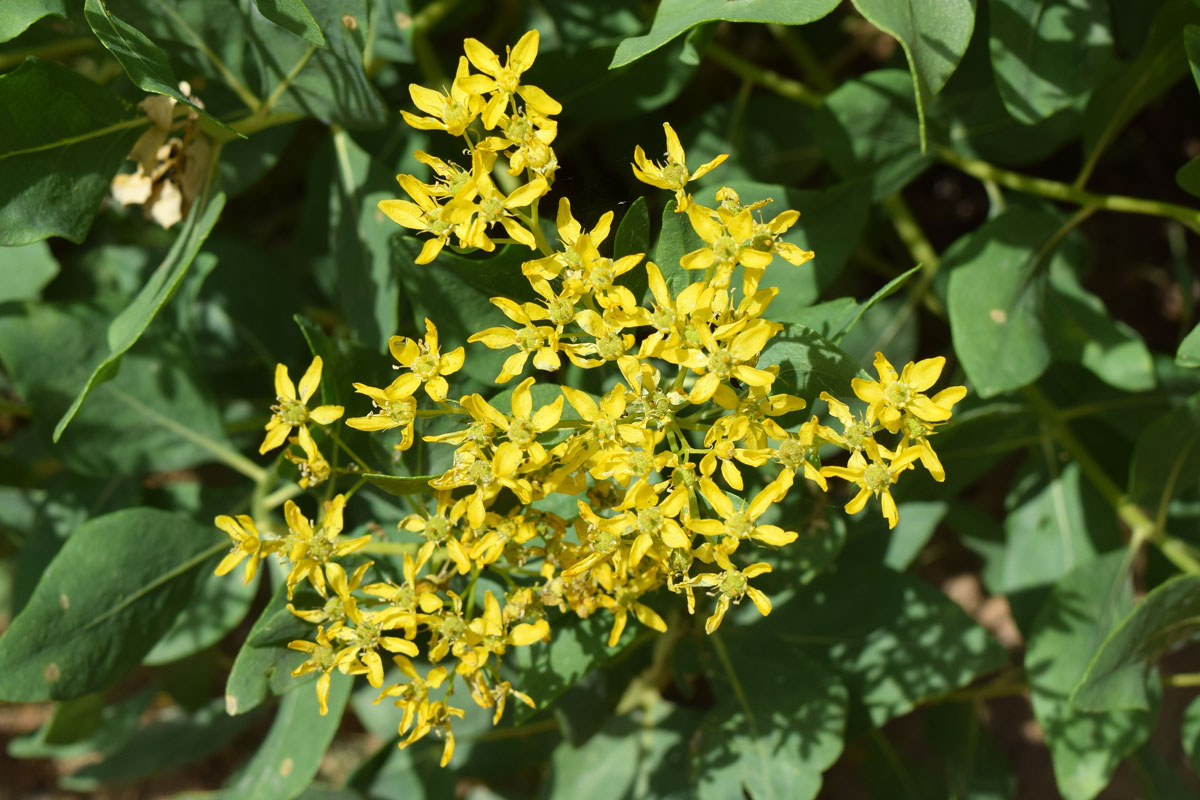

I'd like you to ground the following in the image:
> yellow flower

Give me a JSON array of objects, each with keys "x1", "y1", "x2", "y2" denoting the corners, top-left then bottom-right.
[
  {"x1": 477, "y1": 108, "x2": 559, "y2": 178},
  {"x1": 699, "y1": 416, "x2": 771, "y2": 491},
  {"x1": 284, "y1": 427, "x2": 331, "y2": 488},
  {"x1": 288, "y1": 626, "x2": 354, "y2": 715},
  {"x1": 378, "y1": 174, "x2": 475, "y2": 264},
  {"x1": 632, "y1": 122, "x2": 727, "y2": 211},
  {"x1": 461, "y1": 30, "x2": 562, "y2": 128},
  {"x1": 594, "y1": 569, "x2": 667, "y2": 647},
  {"x1": 820, "y1": 441, "x2": 923, "y2": 529},
  {"x1": 389, "y1": 318, "x2": 465, "y2": 402},
  {"x1": 689, "y1": 477, "x2": 796, "y2": 551},
  {"x1": 682, "y1": 201, "x2": 813, "y2": 293},
  {"x1": 345, "y1": 374, "x2": 422, "y2": 450},
  {"x1": 260, "y1": 356, "x2": 343, "y2": 454},
  {"x1": 214, "y1": 514, "x2": 279, "y2": 583},
  {"x1": 377, "y1": 655, "x2": 450, "y2": 735},
  {"x1": 764, "y1": 415, "x2": 832, "y2": 491},
  {"x1": 461, "y1": 152, "x2": 549, "y2": 251},
  {"x1": 468, "y1": 298, "x2": 563, "y2": 382},
  {"x1": 401, "y1": 56, "x2": 485, "y2": 136},
  {"x1": 282, "y1": 494, "x2": 370, "y2": 598},
  {"x1": 851, "y1": 353, "x2": 963, "y2": 433},
  {"x1": 523, "y1": 198, "x2": 615, "y2": 283},
  {"x1": 461, "y1": 376, "x2": 563, "y2": 466},
  {"x1": 680, "y1": 548, "x2": 772, "y2": 634}
]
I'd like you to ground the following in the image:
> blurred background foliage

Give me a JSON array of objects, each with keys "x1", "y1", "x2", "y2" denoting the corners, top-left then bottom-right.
[{"x1": 2, "y1": 0, "x2": 1200, "y2": 797}]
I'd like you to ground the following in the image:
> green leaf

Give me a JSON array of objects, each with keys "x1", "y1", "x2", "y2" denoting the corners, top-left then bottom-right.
[
  {"x1": 1128, "y1": 394, "x2": 1200, "y2": 519},
  {"x1": 1073, "y1": 573, "x2": 1200, "y2": 712},
  {"x1": 882, "y1": 500, "x2": 947, "y2": 571},
  {"x1": 83, "y1": 0, "x2": 235, "y2": 133},
  {"x1": 609, "y1": 0, "x2": 839, "y2": 67},
  {"x1": 830, "y1": 264, "x2": 922, "y2": 345},
  {"x1": 1082, "y1": 0, "x2": 1200, "y2": 179},
  {"x1": 1177, "y1": 155, "x2": 1200, "y2": 199},
  {"x1": 362, "y1": 473, "x2": 438, "y2": 497},
  {"x1": 988, "y1": 0, "x2": 1116, "y2": 124},
  {"x1": 693, "y1": 632, "x2": 846, "y2": 800},
  {"x1": 0, "y1": 58, "x2": 146, "y2": 245},
  {"x1": 547, "y1": 701, "x2": 698, "y2": 800},
  {"x1": 1188, "y1": 24, "x2": 1200, "y2": 92},
  {"x1": 0, "y1": 239, "x2": 59, "y2": 301},
  {"x1": 757, "y1": 322, "x2": 869, "y2": 405},
  {"x1": 652, "y1": 198, "x2": 706, "y2": 295},
  {"x1": 946, "y1": 206, "x2": 1076, "y2": 398},
  {"x1": 224, "y1": 671, "x2": 351, "y2": 800},
  {"x1": 811, "y1": 70, "x2": 933, "y2": 200},
  {"x1": 0, "y1": 507, "x2": 223, "y2": 702},
  {"x1": 613, "y1": 195, "x2": 650, "y2": 259},
  {"x1": 59, "y1": 698, "x2": 255, "y2": 791},
  {"x1": 1183, "y1": 695, "x2": 1200, "y2": 774},
  {"x1": 778, "y1": 564, "x2": 1007, "y2": 729},
  {"x1": 8, "y1": 689, "x2": 153, "y2": 761},
  {"x1": 1044, "y1": 260, "x2": 1156, "y2": 392},
  {"x1": 226, "y1": 584, "x2": 314, "y2": 716},
  {"x1": 0, "y1": 0, "x2": 68, "y2": 43},
  {"x1": 849, "y1": 0, "x2": 976, "y2": 150},
  {"x1": 510, "y1": 613, "x2": 636, "y2": 723},
  {"x1": 52, "y1": 175, "x2": 225, "y2": 441},
  {"x1": 253, "y1": 0, "x2": 326, "y2": 46},
  {"x1": 142, "y1": 565, "x2": 259, "y2": 666},
  {"x1": 1026, "y1": 552, "x2": 1154, "y2": 800},
  {"x1": 924, "y1": 703, "x2": 1016, "y2": 800},
  {"x1": 1179, "y1": 321, "x2": 1200, "y2": 367}
]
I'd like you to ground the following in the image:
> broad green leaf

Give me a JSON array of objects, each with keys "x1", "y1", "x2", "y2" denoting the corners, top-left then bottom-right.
[
  {"x1": 0, "y1": 507, "x2": 224, "y2": 702},
  {"x1": 779, "y1": 564, "x2": 1007, "y2": 729},
  {"x1": 613, "y1": 195, "x2": 650, "y2": 259},
  {"x1": 882, "y1": 500, "x2": 947, "y2": 571},
  {"x1": 830, "y1": 264, "x2": 922, "y2": 345},
  {"x1": 392, "y1": 239, "x2": 537, "y2": 385},
  {"x1": 60, "y1": 698, "x2": 255, "y2": 791},
  {"x1": 609, "y1": 0, "x2": 839, "y2": 67},
  {"x1": 923, "y1": 703, "x2": 1017, "y2": 800},
  {"x1": 693, "y1": 631, "x2": 846, "y2": 800},
  {"x1": 362, "y1": 473, "x2": 438, "y2": 497},
  {"x1": 1026, "y1": 553, "x2": 1154, "y2": 800},
  {"x1": 224, "y1": 670, "x2": 352, "y2": 800},
  {"x1": 142, "y1": 565, "x2": 259, "y2": 666},
  {"x1": 53, "y1": 175, "x2": 225, "y2": 441},
  {"x1": 0, "y1": 58, "x2": 146, "y2": 245},
  {"x1": 811, "y1": 70, "x2": 932, "y2": 200},
  {"x1": 1045, "y1": 261, "x2": 1156, "y2": 392},
  {"x1": 226, "y1": 584, "x2": 313, "y2": 716},
  {"x1": 849, "y1": 0, "x2": 976, "y2": 150},
  {"x1": 328, "y1": 129, "x2": 401, "y2": 350},
  {"x1": 8, "y1": 689, "x2": 153, "y2": 761},
  {"x1": 0, "y1": 239, "x2": 58, "y2": 301},
  {"x1": 946, "y1": 206, "x2": 1077, "y2": 398},
  {"x1": 989, "y1": 0, "x2": 1116, "y2": 123},
  {"x1": 1131, "y1": 745, "x2": 1197, "y2": 800},
  {"x1": 1073, "y1": 573, "x2": 1200, "y2": 712},
  {"x1": 0, "y1": 303, "x2": 236, "y2": 477},
  {"x1": 84, "y1": 0, "x2": 234, "y2": 132},
  {"x1": 991, "y1": 460, "x2": 1121, "y2": 594},
  {"x1": 511, "y1": 613, "x2": 636, "y2": 723},
  {"x1": 652, "y1": 198, "x2": 706, "y2": 295},
  {"x1": 1182, "y1": 695, "x2": 1200, "y2": 774},
  {"x1": 757, "y1": 322, "x2": 869, "y2": 405},
  {"x1": 1082, "y1": 0, "x2": 1200, "y2": 180},
  {"x1": 345, "y1": 737, "x2": 453, "y2": 799},
  {"x1": 0, "y1": 0, "x2": 68, "y2": 42},
  {"x1": 1177, "y1": 155, "x2": 1200, "y2": 199},
  {"x1": 547, "y1": 701, "x2": 698, "y2": 800},
  {"x1": 253, "y1": 0, "x2": 326, "y2": 46},
  {"x1": 1128, "y1": 394, "x2": 1200, "y2": 518},
  {"x1": 1179, "y1": 321, "x2": 1200, "y2": 366}
]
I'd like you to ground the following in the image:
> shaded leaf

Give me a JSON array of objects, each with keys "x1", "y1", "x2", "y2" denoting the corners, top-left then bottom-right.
[
  {"x1": 1073, "y1": 573, "x2": 1200, "y2": 712},
  {"x1": 757, "y1": 322, "x2": 868, "y2": 405},
  {"x1": 53, "y1": 175, "x2": 225, "y2": 441},
  {"x1": 1128, "y1": 394, "x2": 1200, "y2": 518},
  {"x1": 1026, "y1": 552, "x2": 1155, "y2": 800},
  {"x1": 0, "y1": 239, "x2": 59, "y2": 301},
  {"x1": 849, "y1": 0, "x2": 976, "y2": 149},
  {"x1": 143, "y1": 565, "x2": 259, "y2": 666},
  {"x1": 225, "y1": 584, "x2": 314, "y2": 717},
  {"x1": 224, "y1": 670, "x2": 352, "y2": 800},
  {"x1": 253, "y1": 0, "x2": 326, "y2": 46},
  {"x1": 1177, "y1": 155, "x2": 1200, "y2": 199},
  {"x1": 609, "y1": 0, "x2": 839, "y2": 67},
  {"x1": 0, "y1": 507, "x2": 223, "y2": 702},
  {"x1": 0, "y1": 58, "x2": 145, "y2": 245},
  {"x1": 0, "y1": 0, "x2": 68, "y2": 42},
  {"x1": 1183, "y1": 695, "x2": 1200, "y2": 774},
  {"x1": 988, "y1": 0, "x2": 1116, "y2": 123},
  {"x1": 1179, "y1": 321, "x2": 1200, "y2": 367},
  {"x1": 362, "y1": 473, "x2": 438, "y2": 497},
  {"x1": 924, "y1": 702, "x2": 1017, "y2": 800}
]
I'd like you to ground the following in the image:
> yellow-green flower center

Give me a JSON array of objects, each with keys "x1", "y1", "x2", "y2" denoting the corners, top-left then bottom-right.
[
  {"x1": 516, "y1": 326, "x2": 541, "y2": 352},
  {"x1": 718, "y1": 570, "x2": 747, "y2": 597},
  {"x1": 777, "y1": 438, "x2": 808, "y2": 470},
  {"x1": 508, "y1": 418, "x2": 536, "y2": 446},
  {"x1": 279, "y1": 399, "x2": 308, "y2": 426},
  {"x1": 727, "y1": 511, "x2": 752, "y2": 538},
  {"x1": 707, "y1": 347, "x2": 734, "y2": 378},
  {"x1": 593, "y1": 529, "x2": 619, "y2": 553},
  {"x1": 863, "y1": 463, "x2": 891, "y2": 493},
  {"x1": 637, "y1": 507, "x2": 663, "y2": 534},
  {"x1": 426, "y1": 516, "x2": 451, "y2": 543},
  {"x1": 713, "y1": 234, "x2": 740, "y2": 262},
  {"x1": 549, "y1": 298, "x2": 574, "y2": 326},
  {"x1": 662, "y1": 161, "x2": 689, "y2": 188},
  {"x1": 480, "y1": 196, "x2": 506, "y2": 222},
  {"x1": 884, "y1": 381, "x2": 911, "y2": 407}
]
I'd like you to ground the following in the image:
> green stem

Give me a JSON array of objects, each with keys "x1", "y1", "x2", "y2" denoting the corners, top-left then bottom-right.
[
  {"x1": 938, "y1": 147, "x2": 1200, "y2": 235},
  {"x1": 1021, "y1": 385, "x2": 1200, "y2": 573},
  {"x1": 260, "y1": 44, "x2": 318, "y2": 115},
  {"x1": 1165, "y1": 672, "x2": 1200, "y2": 688},
  {"x1": 704, "y1": 43, "x2": 824, "y2": 108},
  {"x1": 409, "y1": 0, "x2": 465, "y2": 86},
  {"x1": 766, "y1": 24, "x2": 836, "y2": 94},
  {"x1": 145, "y1": 0, "x2": 260, "y2": 111},
  {"x1": 262, "y1": 481, "x2": 304, "y2": 511},
  {"x1": 0, "y1": 37, "x2": 96, "y2": 71},
  {"x1": 328, "y1": 428, "x2": 371, "y2": 473}
]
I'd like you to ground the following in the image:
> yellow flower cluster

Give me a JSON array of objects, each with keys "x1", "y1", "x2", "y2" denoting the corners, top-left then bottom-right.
[{"x1": 214, "y1": 31, "x2": 965, "y2": 768}]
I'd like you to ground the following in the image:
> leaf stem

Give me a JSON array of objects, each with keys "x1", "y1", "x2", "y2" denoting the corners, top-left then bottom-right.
[
  {"x1": 1021, "y1": 385, "x2": 1200, "y2": 574},
  {"x1": 938, "y1": 147, "x2": 1200, "y2": 235},
  {"x1": 704, "y1": 43, "x2": 824, "y2": 108}
]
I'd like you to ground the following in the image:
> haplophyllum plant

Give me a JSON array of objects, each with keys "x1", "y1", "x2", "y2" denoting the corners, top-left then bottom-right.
[{"x1": 213, "y1": 29, "x2": 965, "y2": 766}]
